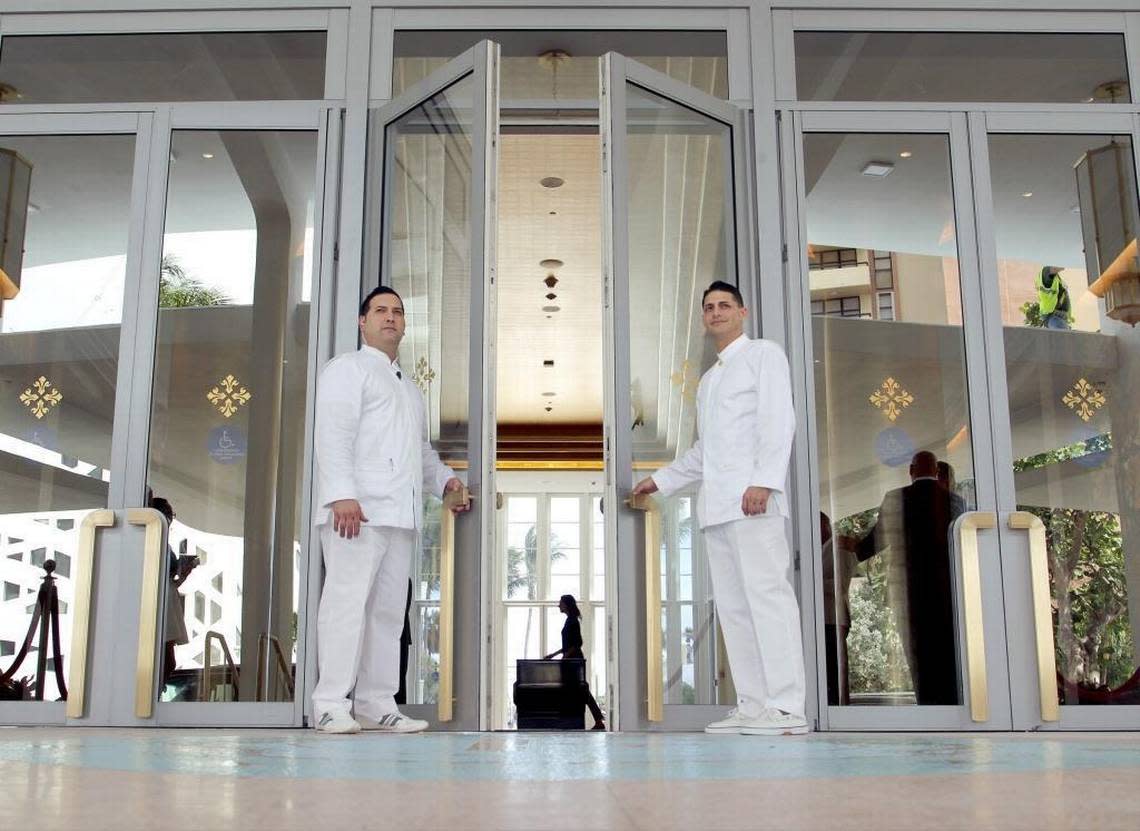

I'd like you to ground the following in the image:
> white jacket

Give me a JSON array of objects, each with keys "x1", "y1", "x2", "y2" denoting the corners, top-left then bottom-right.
[
  {"x1": 313, "y1": 345, "x2": 454, "y2": 530},
  {"x1": 652, "y1": 334, "x2": 795, "y2": 528}
]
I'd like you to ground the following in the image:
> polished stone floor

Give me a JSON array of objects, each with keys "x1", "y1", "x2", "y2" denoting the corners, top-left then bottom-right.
[{"x1": 4, "y1": 729, "x2": 1139, "y2": 829}]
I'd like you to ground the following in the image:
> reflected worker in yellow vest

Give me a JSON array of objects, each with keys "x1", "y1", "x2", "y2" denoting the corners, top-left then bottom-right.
[{"x1": 1037, "y1": 266, "x2": 1073, "y2": 330}]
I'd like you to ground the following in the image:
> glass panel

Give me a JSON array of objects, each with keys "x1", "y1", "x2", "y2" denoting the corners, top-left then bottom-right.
[
  {"x1": 0, "y1": 32, "x2": 326, "y2": 103},
  {"x1": 806, "y1": 132, "x2": 975, "y2": 706},
  {"x1": 0, "y1": 133, "x2": 135, "y2": 703},
  {"x1": 505, "y1": 496, "x2": 538, "y2": 600},
  {"x1": 624, "y1": 82, "x2": 734, "y2": 707},
  {"x1": 795, "y1": 32, "x2": 1130, "y2": 104},
  {"x1": 592, "y1": 497, "x2": 605, "y2": 600},
  {"x1": 393, "y1": 30, "x2": 728, "y2": 100},
  {"x1": 380, "y1": 74, "x2": 476, "y2": 704},
  {"x1": 146, "y1": 129, "x2": 318, "y2": 704},
  {"x1": 988, "y1": 133, "x2": 1140, "y2": 706}
]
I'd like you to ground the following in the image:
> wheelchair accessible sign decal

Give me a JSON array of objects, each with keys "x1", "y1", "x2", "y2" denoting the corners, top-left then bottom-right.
[{"x1": 208, "y1": 425, "x2": 247, "y2": 464}]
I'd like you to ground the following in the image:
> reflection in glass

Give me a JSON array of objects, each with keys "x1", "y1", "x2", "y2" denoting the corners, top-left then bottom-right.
[
  {"x1": 147, "y1": 130, "x2": 317, "y2": 703},
  {"x1": 989, "y1": 133, "x2": 1140, "y2": 705},
  {"x1": 380, "y1": 75, "x2": 475, "y2": 706},
  {"x1": 624, "y1": 82, "x2": 734, "y2": 706},
  {"x1": 805, "y1": 132, "x2": 975, "y2": 706},
  {"x1": 0, "y1": 32, "x2": 326, "y2": 103},
  {"x1": 0, "y1": 134, "x2": 135, "y2": 702},
  {"x1": 795, "y1": 32, "x2": 1129, "y2": 104}
]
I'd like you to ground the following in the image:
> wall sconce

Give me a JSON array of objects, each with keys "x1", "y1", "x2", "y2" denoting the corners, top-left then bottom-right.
[
  {"x1": 1075, "y1": 140, "x2": 1140, "y2": 325},
  {"x1": 0, "y1": 147, "x2": 32, "y2": 309}
]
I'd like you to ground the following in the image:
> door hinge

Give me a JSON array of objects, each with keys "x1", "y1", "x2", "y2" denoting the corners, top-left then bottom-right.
[
  {"x1": 781, "y1": 243, "x2": 788, "y2": 263},
  {"x1": 332, "y1": 242, "x2": 339, "y2": 262},
  {"x1": 794, "y1": 550, "x2": 801, "y2": 571}
]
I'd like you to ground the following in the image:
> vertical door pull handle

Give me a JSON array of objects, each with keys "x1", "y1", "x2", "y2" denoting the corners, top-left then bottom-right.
[
  {"x1": 626, "y1": 493, "x2": 663, "y2": 722},
  {"x1": 956, "y1": 511, "x2": 996, "y2": 723},
  {"x1": 437, "y1": 486, "x2": 471, "y2": 722},
  {"x1": 66, "y1": 509, "x2": 116, "y2": 719},
  {"x1": 127, "y1": 508, "x2": 166, "y2": 719},
  {"x1": 1008, "y1": 511, "x2": 1059, "y2": 722}
]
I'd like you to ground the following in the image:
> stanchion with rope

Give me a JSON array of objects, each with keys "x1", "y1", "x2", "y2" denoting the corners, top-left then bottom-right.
[{"x1": 0, "y1": 560, "x2": 68, "y2": 701}]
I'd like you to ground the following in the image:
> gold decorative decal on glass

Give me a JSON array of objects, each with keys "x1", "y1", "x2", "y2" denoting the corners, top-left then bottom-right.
[
  {"x1": 19, "y1": 375, "x2": 63, "y2": 419},
  {"x1": 868, "y1": 377, "x2": 914, "y2": 422},
  {"x1": 670, "y1": 360, "x2": 699, "y2": 402},
  {"x1": 1061, "y1": 378, "x2": 1107, "y2": 423},
  {"x1": 205, "y1": 374, "x2": 252, "y2": 418},
  {"x1": 413, "y1": 356, "x2": 436, "y2": 392}
]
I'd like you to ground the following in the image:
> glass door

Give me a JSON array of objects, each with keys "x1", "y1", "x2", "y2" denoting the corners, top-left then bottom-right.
[
  {"x1": 968, "y1": 110, "x2": 1140, "y2": 730},
  {"x1": 0, "y1": 113, "x2": 150, "y2": 726},
  {"x1": 790, "y1": 111, "x2": 1014, "y2": 730},
  {"x1": 363, "y1": 41, "x2": 498, "y2": 731},
  {"x1": 600, "y1": 53, "x2": 758, "y2": 730}
]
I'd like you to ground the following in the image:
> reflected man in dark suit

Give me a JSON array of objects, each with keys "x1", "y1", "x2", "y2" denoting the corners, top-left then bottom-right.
[{"x1": 840, "y1": 451, "x2": 966, "y2": 705}]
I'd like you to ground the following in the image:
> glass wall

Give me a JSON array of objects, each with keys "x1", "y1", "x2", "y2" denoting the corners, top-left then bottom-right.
[
  {"x1": 392, "y1": 30, "x2": 728, "y2": 101},
  {"x1": 794, "y1": 32, "x2": 1130, "y2": 104},
  {"x1": 987, "y1": 132, "x2": 1140, "y2": 706},
  {"x1": 0, "y1": 133, "x2": 135, "y2": 703},
  {"x1": 0, "y1": 32, "x2": 326, "y2": 103},
  {"x1": 146, "y1": 129, "x2": 318, "y2": 704},
  {"x1": 805, "y1": 132, "x2": 977, "y2": 706}
]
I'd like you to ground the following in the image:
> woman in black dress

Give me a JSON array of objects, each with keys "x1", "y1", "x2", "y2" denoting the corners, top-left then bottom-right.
[{"x1": 543, "y1": 594, "x2": 605, "y2": 730}]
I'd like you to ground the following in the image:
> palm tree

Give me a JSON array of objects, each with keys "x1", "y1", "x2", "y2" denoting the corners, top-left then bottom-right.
[{"x1": 158, "y1": 254, "x2": 230, "y2": 308}]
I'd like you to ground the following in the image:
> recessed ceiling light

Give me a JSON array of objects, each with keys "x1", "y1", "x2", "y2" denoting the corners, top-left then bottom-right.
[
  {"x1": 202, "y1": 152, "x2": 215, "y2": 159},
  {"x1": 540, "y1": 176, "x2": 565, "y2": 189},
  {"x1": 549, "y1": 211, "x2": 557, "y2": 216},
  {"x1": 545, "y1": 293, "x2": 557, "y2": 300},
  {"x1": 543, "y1": 275, "x2": 558, "y2": 288},
  {"x1": 542, "y1": 305, "x2": 560, "y2": 313},
  {"x1": 899, "y1": 150, "x2": 912, "y2": 158},
  {"x1": 540, "y1": 259, "x2": 563, "y2": 270},
  {"x1": 542, "y1": 391, "x2": 556, "y2": 397},
  {"x1": 861, "y1": 161, "x2": 894, "y2": 177},
  {"x1": 543, "y1": 360, "x2": 554, "y2": 367},
  {"x1": 545, "y1": 406, "x2": 553, "y2": 412},
  {"x1": 1022, "y1": 191, "x2": 1033, "y2": 198}
]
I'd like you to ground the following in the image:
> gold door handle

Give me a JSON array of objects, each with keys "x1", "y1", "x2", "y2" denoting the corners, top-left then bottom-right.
[
  {"x1": 957, "y1": 511, "x2": 996, "y2": 722},
  {"x1": 66, "y1": 509, "x2": 116, "y2": 719},
  {"x1": 437, "y1": 486, "x2": 471, "y2": 722},
  {"x1": 1008, "y1": 511, "x2": 1059, "y2": 722},
  {"x1": 626, "y1": 493, "x2": 662, "y2": 722},
  {"x1": 127, "y1": 508, "x2": 166, "y2": 719}
]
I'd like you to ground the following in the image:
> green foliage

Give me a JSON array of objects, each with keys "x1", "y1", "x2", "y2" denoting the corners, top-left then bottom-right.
[
  {"x1": 1014, "y1": 431, "x2": 1134, "y2": 693},
  {"x1": 158, "y1": 254, "x2": 230, "y2": 308},
  {"x1": 506, "y1": 524, "x2": 566, "y2": 600},
  {"x1": 837, "y1": 508, "x2": 913, "y2": 695},
  {"x1": 1021, "y1": 299, "x2": 1046, "y2": 327}
]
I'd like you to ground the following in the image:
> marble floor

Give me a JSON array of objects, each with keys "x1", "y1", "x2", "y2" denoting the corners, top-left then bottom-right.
[{"x1": 3, "y1": 729, "x2": 1139, "y2": 830}]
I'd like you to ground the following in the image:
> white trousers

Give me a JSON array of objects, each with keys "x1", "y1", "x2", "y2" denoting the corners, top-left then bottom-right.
[
  {"x1": 312, "y1": 524, "x2": 415, "y2": 719},
  {"x1": 704, "y1": 516, "x2": 806, "y2": 717}
]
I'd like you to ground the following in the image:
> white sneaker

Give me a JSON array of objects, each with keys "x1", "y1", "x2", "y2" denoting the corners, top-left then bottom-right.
[
  {"x1": 356, "y1": 712, "x2": 429, "y2": 733},
  {"x1": 704, "y1": 708, "x2": 751, "y2": 734},
  {"x1": 315, "y1": 711, "x2": 362, "y2": 734},
  {"x1": 740, "y1": 708, "x2": 810, "y2": 736}
]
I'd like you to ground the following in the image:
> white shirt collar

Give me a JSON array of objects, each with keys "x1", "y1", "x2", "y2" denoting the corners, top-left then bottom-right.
[
  {"x1": 361, "y1": 344, "x2": 402, "y2": 375},
  {"x1": 913, "y1": 475, "x2": 938, "y2": 482},
  {"x1": 716, "y1": 333, "x2": 749, "y2": 364}
]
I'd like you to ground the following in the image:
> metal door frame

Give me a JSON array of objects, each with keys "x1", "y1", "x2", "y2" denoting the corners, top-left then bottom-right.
[
  {"x1": 785, "y1": 108, "x2": 1014, "y2": 730},
  {"x1": 967, "y1": 108, "x2": 1140, "y2": 731},
  {"x1": 360, "y1": 40, "x2": 498, "y2": 731},
  {"x1": 601, "y1": 51, "x2": 758, "y2": 731}
]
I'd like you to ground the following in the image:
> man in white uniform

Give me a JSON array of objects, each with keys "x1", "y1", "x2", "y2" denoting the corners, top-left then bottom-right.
[
  {"x1": 633, "y1": 281, "x2": 807, "y2": 735},
  {"x1": 312, "y1": 286, "x2": 467, "y2": 734}
]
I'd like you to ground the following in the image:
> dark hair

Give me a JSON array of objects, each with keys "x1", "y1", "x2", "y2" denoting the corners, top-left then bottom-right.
[
  {"x1": 149, "y1": 496, "x2": 174, "y2": 523},
  {"x1": 701, "y1": 280, "x2": 743, "y2": 307},
  {"x1": 359, "y1": 285, "x2": 404, "y2": 317},
  {"x1": 560, "y1": 594, "x2": 582, "y2": 619}
]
